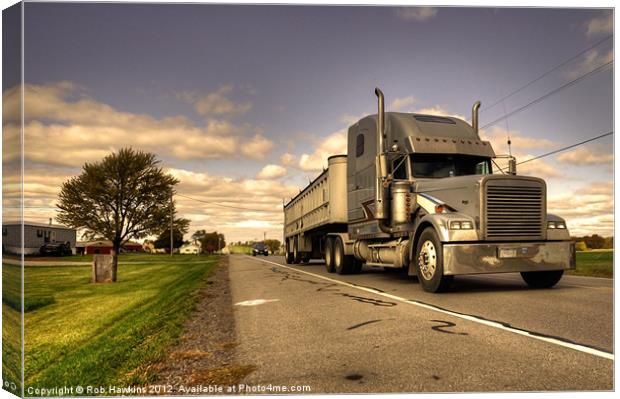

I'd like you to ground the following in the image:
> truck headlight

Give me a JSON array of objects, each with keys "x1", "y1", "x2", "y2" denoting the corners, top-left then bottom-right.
[
  {"x1": 547, "y1": 221, "x2": 566, "y2": 229},
  {"x1": 450, "y1": 220, "x2": 473, "y2": 230}
]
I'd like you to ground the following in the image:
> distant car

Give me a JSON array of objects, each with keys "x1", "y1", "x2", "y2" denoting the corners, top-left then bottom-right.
[
  {"x1": 252, "y1": 243, "x2": 269, "y2": 256},
  {"x1": 39, "y1": 242, "x2": 72, "y2": 257}
]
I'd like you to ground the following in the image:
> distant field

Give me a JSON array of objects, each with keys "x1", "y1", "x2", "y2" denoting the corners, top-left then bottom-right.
[
  {"x1": 568, "y1": 250, "x2": 613, "y2": 278},
  {"x1": 2, "y1": 254, "x2": 219, "y2": 393},
  {"x1": 228, "y1": 245, "x2": 252, "y2": 254}
]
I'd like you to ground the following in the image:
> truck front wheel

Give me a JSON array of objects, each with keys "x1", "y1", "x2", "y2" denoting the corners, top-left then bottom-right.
[
  {"x1": 415, "y1": 228, "x2": 453, "y2": 293},
  {"x1": 324, "y1": 238, "x2": 335, "y2": 273},
  {"x1": 521, "y1": 270, "x2": 564, "y2": 288},
  {"x1": 334, "y1": 237, "x2": 355, "y2": 275}
]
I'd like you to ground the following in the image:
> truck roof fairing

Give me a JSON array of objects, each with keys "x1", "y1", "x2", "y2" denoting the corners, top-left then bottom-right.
[{"x1": 355, "y1": 112, "x2": 496, "y2": 158}]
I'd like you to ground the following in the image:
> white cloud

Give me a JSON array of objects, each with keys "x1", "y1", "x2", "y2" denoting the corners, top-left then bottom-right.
[
  {"x1": 566, "y1": 48, "x2": 613, "y2": 80},
  {"x1": 515, "y1": 158, "x2": 563, "y2": 179},
  {"x1": 241, "y1": 134, "x2": 274, "y2": 160},
  {"x1": 480, "y1": 126, "x2": 558, "y2": 153},
  {"x1": 177, "y1": 85, "x2": 252, "y2": 117},
  {"x1": 414, "y1": 106, "x2": 466, "y2": 120},
  {"x1": 547, "y1": 181, "x2": 613, "y2": 236},
  {"x1": 395, "y1": 7, "x2": 438, "y2": 22},
  {"x1": 586, "y1": 13, "x2": 613, "y2": 38},
  {"x1": 280, "y1": 153, "x2": 296, "y2": 166},
  {"x1": 556, "y1": 145, "x2": 613, "y2": 165},
  {"x1": 298, "y1": 129, "x2": 347, "y2": 171},
  {"x1": 14, "y1": 166, "x2": 298, "y2": 241},
  {"x1": 478, "y1": 127, "x2": 563, "y2": 178},
  {"x1": 256, "y1": 164, "x2": 287, "y2": 180},
  {"x1": 2, "y1": 82, "x2": 273, "y2": 167},
  {"x1": 389, "y1": 96, "x2": 417, "y2": 111},
  {"x1": 338, "y1": 113, "x2": 365, "y2": 126}
]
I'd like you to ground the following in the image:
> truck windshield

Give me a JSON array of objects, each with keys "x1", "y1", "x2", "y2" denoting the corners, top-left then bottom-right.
[{"x1": 411, "y1": 154, "x2": 492, "y2": 178}]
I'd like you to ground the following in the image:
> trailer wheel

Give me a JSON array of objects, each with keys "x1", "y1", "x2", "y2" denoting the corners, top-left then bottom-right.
[
  {"x1": 285, "y1": 239, "x2": 294, "y2": 264},
  {"x1": 324, "y1": 238, "x2": 335, "y2": 273},
  {"x1": 415, "y1": 228, "x2": 453, "y2": 293},
  {"x1": 521, "y1": 270, "x2": 564, "y2": 288},
  {"x1": 293, "y1": 237, "x2": 301, "y2": 264},
  {"x1": 334, "y1": 237, "x2": 354, "y2": 275}
]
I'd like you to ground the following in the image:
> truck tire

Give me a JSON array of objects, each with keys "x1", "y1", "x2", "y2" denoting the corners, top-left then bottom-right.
[
  {"x1": 293, "y1": 237, "x2": 301, "y2": 264},
  {"x1": 324, "y1": 238, "x2": 335, "y2": 273},
  {"x1": 285, "y1": 239, "x2": 294, "y2": 264},
  {"x1": 334, "y1": 237, "x2": 354, "y2": 275},
  {"x1": 352, "y1": 259, "x2": 363, "y2": 274},
  {"x1": 521, "y1": 270, "x2": 564, "y2": 288},
  {"x1": 415, "y1": 228, "x2": 453, "y2": 293}
]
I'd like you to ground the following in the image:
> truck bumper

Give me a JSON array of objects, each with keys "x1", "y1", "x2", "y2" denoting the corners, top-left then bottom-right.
[{"x1": 443, "y1": 241, "x2": 575, "y2": 276}]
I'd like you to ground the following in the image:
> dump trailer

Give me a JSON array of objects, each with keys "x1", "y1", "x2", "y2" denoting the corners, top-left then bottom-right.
[{"x1": 283, "y1": 88, "x2": 575, "y2": 292}]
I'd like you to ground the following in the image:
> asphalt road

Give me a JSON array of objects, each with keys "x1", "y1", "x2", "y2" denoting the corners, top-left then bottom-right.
[{"x1": 229, "y1": 255, "x2": 613, "y2": 393}]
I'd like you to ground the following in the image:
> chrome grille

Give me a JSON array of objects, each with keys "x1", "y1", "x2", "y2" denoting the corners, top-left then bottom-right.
[{"x1": 485, "y1": 182, "x2": 544, "y2": 240}]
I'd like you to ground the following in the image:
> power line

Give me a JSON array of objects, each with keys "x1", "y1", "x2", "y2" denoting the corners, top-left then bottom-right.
[
  {"x1": 481, "y1": 59, "x2": 614, "y2": 130},
  {"x1": 517, "y1": 131, "x2": 613, "y2": 165},
  {"x1": 481, "y1": 34, "x2": 613, "y2": 113},
  {"x1": 175, "y1": 193, "x2": 274, "y2": 212}
]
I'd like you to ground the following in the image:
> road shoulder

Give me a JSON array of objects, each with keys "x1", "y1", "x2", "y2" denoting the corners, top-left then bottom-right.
[{"x1": 152, "y1": 256, "x2": 255, "y2": 393}]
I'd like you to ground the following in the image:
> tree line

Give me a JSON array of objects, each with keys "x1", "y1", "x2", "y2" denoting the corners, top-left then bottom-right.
[{"x1": 572, "y1": 235, "x2": 613, "y2": 251}]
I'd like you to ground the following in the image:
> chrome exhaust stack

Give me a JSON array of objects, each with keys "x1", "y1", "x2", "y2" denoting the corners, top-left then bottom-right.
[
  {"x1": 374, "y1": 87, "x2": 388, "y2": 221},
  {"x1": 471, "y1": 100, "x2": 481, "y2": 133}
]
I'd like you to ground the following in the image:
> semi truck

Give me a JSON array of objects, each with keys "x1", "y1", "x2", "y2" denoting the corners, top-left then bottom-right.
[{"x1": 283, "y1": 88, "x2": 575, "y2": 292}]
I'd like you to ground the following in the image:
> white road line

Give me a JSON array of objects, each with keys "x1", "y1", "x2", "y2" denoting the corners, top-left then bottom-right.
[
  {"x1": 245, "y1": 256, "x2": 614, "y2": 361},
  {"x1": 468, "y1": 274, "x2": 613, "y2": 290}
]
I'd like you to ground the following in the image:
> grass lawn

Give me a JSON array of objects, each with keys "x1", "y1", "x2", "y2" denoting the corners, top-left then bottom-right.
[
  {"x1": 227, "y1": 245, "x2": 252, "y2": 255},
  {"x1": 567, "y1": 250, "x2": 613, "y2": 278},
  {"x1": 2, "y1": 254, "x2": 219, "y2": 394},
  {"x1": 2, "y1": 262, "x2": 22, "y2": 396}
]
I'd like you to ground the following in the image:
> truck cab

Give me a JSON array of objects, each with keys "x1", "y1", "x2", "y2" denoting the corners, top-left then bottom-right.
[{"x1": 284, "y1": 89, "x2": 575, "y2": 292}]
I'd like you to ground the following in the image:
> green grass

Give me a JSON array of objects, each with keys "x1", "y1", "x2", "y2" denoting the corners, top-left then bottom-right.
[
  {"x1": 2, "y1": 263, "x2": 23, "y2": 396},
  {"x1": 228, "y1": 245, "x2": 252, "y2": 255},
  {"x1": 567, "y1": 250, "x2": 613, "y2": 278},
  {"x1": 3, "y1": 254, "x2": 219, "y2": 394}
]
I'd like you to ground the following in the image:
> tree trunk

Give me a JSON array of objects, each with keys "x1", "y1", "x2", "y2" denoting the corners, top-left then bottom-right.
[{"x1": 111, "y1": 240, "x2": 121, "y2": 282}]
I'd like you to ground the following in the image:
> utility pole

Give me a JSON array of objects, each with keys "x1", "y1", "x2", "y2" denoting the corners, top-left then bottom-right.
[
  {"x1": 263, "y1": 231, "x2": 266, "y2": 242},
  {"x1": 170, "y1": 189, "x2": 174, "y2": 256}
]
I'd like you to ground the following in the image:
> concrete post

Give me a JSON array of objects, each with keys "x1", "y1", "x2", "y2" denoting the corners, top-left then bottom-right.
[{"x1": 92, "y1": 254, "x2": 114, "y2": 283}]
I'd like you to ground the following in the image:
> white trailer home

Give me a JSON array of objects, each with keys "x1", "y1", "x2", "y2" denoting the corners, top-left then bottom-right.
[{"x1": 2, "y1": 221, "x2": 77, "y2": 255}]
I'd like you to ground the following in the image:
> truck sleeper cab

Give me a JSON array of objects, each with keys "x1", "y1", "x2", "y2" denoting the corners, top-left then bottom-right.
[{"x1": 283, "y1": 88, "x2": 574, "y2": 293}]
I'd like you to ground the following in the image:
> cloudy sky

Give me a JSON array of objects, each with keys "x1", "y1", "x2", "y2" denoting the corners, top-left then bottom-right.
[{"x1": 2, "y1": 3, "x2": 614, "y2": 242}]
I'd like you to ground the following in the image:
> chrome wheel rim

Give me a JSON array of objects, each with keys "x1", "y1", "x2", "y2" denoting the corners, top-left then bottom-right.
[{"x1": 418, "y1": 240, "x2": 437, "y2": 280}]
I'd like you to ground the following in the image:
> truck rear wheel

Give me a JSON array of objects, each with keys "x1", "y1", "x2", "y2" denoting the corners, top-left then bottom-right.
[
  {"x1": 334, "y1": 237, "x2": 354, "y2": 275},
  {"x1": 324, "y1": 238, "x2": 335, "y2": 273},
  {"x1": 415, "y1": 228, "x2": 453, "y2": 293},
  {"x1": 293, "y1": 237, "x2": 301, "y2": 264},
  {"x1": 285, "y1": 239, "x2": 294, "y2": 264},
  {"x1": 521, "y1": 270, "x2": 564, "y2": 288}
]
